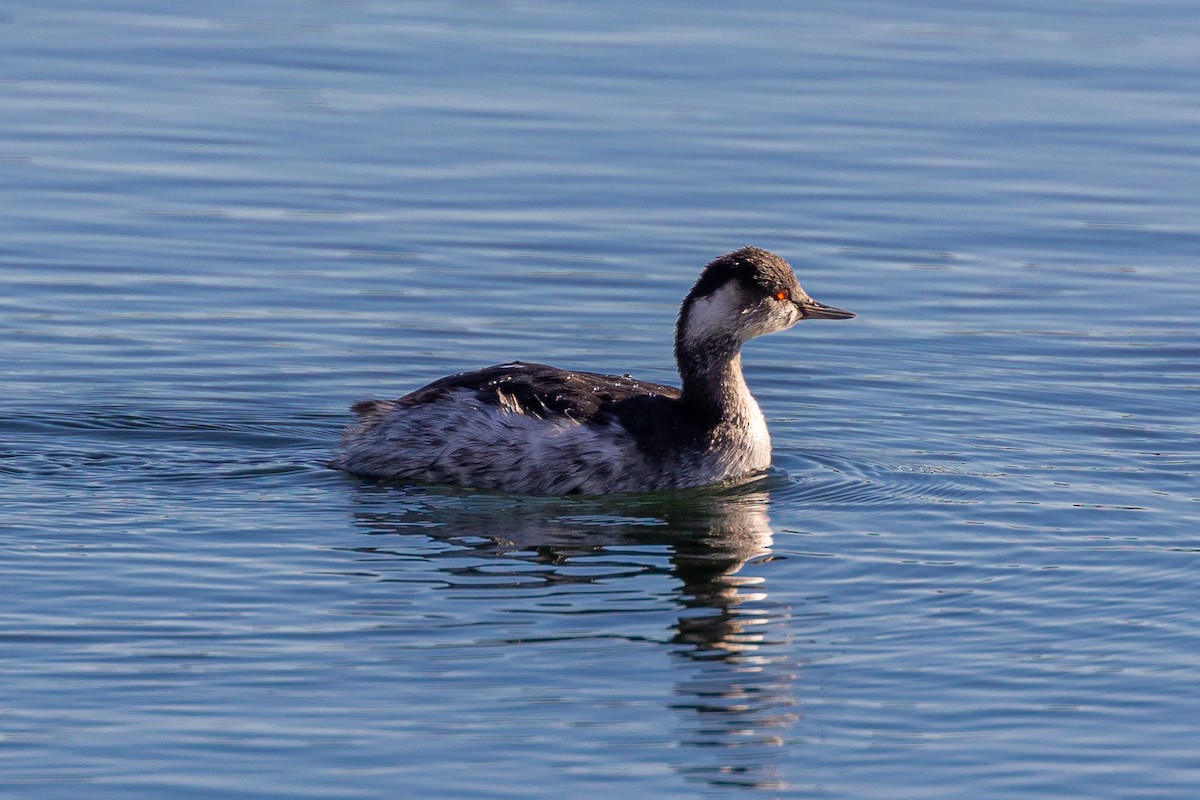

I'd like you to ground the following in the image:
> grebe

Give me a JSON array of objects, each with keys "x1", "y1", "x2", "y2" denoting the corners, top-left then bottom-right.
[{"x1": 332, "y1": 247, "x2": 854, "y2": 495}]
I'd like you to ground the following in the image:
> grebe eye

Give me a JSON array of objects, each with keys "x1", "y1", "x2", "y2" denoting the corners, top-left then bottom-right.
[{"x1": 775, "y1": 290, "x2": 789, "y2": 302}]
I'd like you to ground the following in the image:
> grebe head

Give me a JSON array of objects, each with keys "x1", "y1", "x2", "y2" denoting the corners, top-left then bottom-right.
[{"x1": 675, "y1": 247, "x2": 854, "y2": 361}]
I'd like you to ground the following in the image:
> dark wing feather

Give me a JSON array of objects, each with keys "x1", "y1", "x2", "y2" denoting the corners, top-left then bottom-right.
[{"x1": 395, "y1": 361, "x2": 681, "y2": 422}]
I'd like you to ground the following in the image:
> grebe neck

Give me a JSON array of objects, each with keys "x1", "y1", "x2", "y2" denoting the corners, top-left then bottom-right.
[{"x1": 675, "y1": 337, "x2": 760, "y2": 428}]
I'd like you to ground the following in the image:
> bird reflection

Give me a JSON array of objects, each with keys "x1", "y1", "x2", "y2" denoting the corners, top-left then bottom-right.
[
  {"x1": 664, "y1": 500, "x2": 797, "y2": 791},
  {"x1": 345, "y1": 475, "x2": 799, "y2": 792}
]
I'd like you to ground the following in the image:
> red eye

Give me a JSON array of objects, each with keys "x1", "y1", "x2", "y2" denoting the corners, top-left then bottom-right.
[{"x1": 775, "y1": 290, "x2": 789, "y2": 302}]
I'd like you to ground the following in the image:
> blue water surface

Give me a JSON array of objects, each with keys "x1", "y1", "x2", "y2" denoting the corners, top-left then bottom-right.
[{"x1": 2, "y1": 1, "x2": 1198, "y2": 798}]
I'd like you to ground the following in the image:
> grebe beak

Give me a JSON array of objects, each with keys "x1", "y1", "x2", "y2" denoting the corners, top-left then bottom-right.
[{"x1": 798, "y1": 298, "x2": 855, "y2": 320}]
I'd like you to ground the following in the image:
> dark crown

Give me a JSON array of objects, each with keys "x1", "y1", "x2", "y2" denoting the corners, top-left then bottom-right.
[{"x1": 685, "y1": 247, "x2": 796, "y2": 302}]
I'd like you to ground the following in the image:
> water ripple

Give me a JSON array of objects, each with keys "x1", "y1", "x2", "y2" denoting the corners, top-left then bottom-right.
[{"x1": 774, "y1": 454, "x2": 996, "y2": 509}]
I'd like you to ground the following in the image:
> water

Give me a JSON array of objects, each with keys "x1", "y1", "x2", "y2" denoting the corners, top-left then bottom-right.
[{"x1": 2, "y1": 1, "x2": 1198, "y2": 797}]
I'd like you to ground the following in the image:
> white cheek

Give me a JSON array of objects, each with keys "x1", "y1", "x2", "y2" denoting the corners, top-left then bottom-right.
[
  {"x1": 683, "y1": 283, "x2": 743, "y2": 341},
  {"x1": 683, "y1": 284, "x2": 802, "y2": 344},
  {"x1": 748, "y1": 302, "x2": 801, "y2": 339}
]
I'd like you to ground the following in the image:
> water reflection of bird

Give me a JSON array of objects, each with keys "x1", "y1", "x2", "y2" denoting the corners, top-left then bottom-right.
[
  {"x1": 345, "y1": 482, "x2": 801, "y2": 792},
  {"x1": 333, "y1": 247, "x2": 852, "y2": 494}
]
